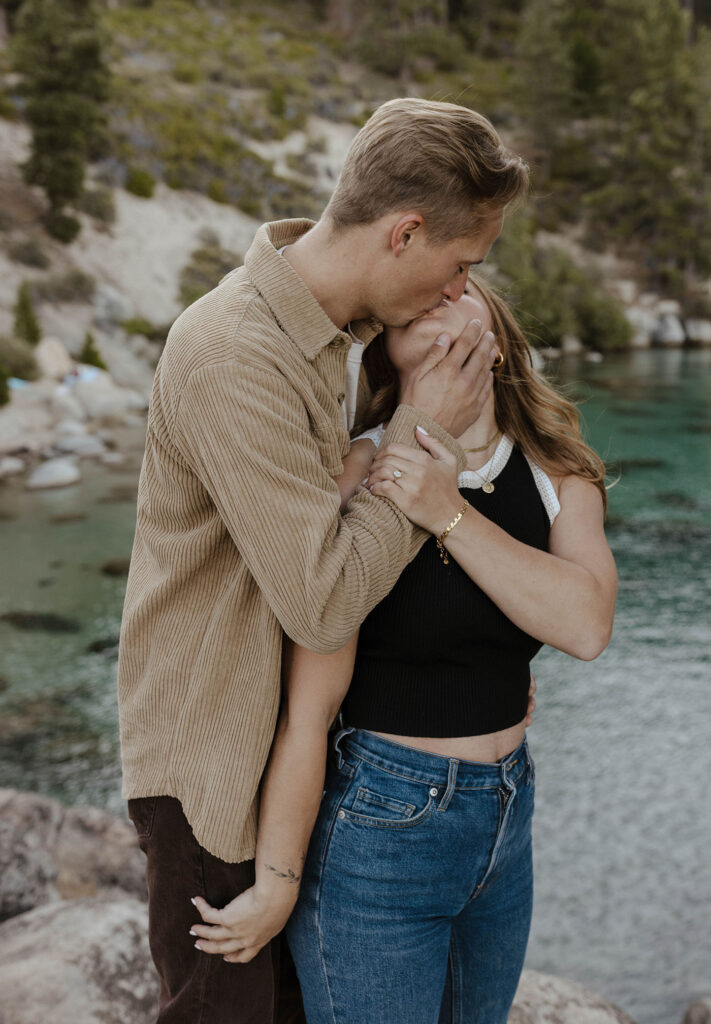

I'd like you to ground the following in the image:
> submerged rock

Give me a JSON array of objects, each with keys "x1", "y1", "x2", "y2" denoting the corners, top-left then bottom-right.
[
  {"x1": 101, "y1": 557, "x2": 131, "y2": 577},
  {"x1": 510, "y1": 969, "x2": 637, "y2": 1023},
  {"x1": 0, "y1": 897, "x2": 158, "y2": 1023},
  {"x1": 87, "y1": 635, "x2": 120, "y2": 654},
  {"x1": 0, "y1": 611, "x2": 80, "y2": 633}
]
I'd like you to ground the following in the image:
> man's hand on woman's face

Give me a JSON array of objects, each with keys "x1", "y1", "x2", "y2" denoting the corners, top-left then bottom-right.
[{"x1": 398, "y1": 318, "x2": 498, "y2": 439}]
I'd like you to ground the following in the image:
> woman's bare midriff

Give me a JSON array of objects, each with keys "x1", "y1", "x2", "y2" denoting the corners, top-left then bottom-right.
[{"x1": 370, "y1": 718, "x2": 526, "y2": 764}]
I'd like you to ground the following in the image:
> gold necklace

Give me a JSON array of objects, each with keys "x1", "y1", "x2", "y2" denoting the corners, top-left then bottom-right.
[
  {"x1": 468, "y1": 441, "x2": 500, "y2": 494},
  {"x1": 463, "y1": 428, "x2": 501, "y2": 454}
]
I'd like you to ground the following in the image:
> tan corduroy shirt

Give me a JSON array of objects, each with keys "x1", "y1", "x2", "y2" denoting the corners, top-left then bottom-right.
[{"x1": 118, "y1": 218, "x2": 467, "y2": 862}]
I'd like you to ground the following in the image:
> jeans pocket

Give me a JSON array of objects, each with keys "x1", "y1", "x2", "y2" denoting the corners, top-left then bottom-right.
[
  {"x1": 339, "y1": 764, "x2": 436, "y2": 830},
  {"x1": 351, "y1": 786, "x2": 416, "y2": 822},
  {"x1": 127, "y1": 795, "x2": 158, "y2": 839}
]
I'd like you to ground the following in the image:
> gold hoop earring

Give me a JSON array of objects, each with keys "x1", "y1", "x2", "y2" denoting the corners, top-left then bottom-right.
[{"x1": 492, "y1": 350, "x2": 505, "y2": 369}]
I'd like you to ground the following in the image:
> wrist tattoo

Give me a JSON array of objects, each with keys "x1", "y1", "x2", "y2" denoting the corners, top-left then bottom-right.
[{"x1": 264, "y1": 862, "x2": 301, "y2": 884}]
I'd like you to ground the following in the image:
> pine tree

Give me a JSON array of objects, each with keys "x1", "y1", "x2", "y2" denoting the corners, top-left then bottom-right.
[
  {"x1": 79, "y1": 331, "x2": 107, "y2": 370},
  {"x1": 14, "y1": 283, "x2": 41, "y2": 346},
  {"x1": 516, "y1": 0, "x2": 573, "y2": 157},
  {"x1": 585, "y1": 0, "x2": 711, "y2": 286},
  {"x1": 12, "y1": 0, "x2": 110, "y2": 241}
]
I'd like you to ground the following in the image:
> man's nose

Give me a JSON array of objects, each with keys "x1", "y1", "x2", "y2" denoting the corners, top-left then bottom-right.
[{"x1": 441, "y1": 273, "x2": 467, "y2": 303}]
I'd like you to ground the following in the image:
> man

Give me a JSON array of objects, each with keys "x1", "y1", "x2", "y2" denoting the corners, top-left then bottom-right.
[{"x1": 118, "y1": 97, "x2": 529, "y2": 1022}]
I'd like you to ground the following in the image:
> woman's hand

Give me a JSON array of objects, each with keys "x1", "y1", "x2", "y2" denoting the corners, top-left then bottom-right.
[
  {"x1": 366, "y1": 427, "x2": 462, "y2": 536},
  {"x1": 190, "y1": 884, "x2": 298, "y2": 964}
]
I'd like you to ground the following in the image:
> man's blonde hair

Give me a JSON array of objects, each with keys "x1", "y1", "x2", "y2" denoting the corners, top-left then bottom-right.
[{"x1": 326, "y1": 97, "x2": 529, "y2": 243}]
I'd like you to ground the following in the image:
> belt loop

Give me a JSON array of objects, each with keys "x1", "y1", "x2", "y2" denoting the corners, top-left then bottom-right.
[
  {"x1": 437, "y1": 759, "x2": 458, "y2": 813},
  {"x1": 332, "y1": 724, "x2": 355, "y2": 770}
]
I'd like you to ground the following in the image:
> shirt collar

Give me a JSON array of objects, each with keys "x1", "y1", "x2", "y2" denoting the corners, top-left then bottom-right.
[{"x1": 244, "y1": 219, "x2": 382, "y2": 360}]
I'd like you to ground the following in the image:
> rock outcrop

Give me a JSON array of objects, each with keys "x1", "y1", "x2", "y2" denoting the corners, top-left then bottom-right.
[
  {"x1": 0, "y1": 789, "x2": 644, "y2": 1024},
  {"x1": 510, "y1": 970, "x2": 637, "y2": 1023},
  {"x1": 683, "y1": 997, "x2": 711, "y2": 1024},
  {"x1": 0, "y1": 788, "x2": 145, "y2": 921},
  {"x1": 0, "y1": 897, "x2": 158, "y2": 1024}
]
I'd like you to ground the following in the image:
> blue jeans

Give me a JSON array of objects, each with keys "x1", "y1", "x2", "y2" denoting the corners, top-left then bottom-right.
[{"x1": 287, "y1": 726, "x2": 535, "y2": 1024}]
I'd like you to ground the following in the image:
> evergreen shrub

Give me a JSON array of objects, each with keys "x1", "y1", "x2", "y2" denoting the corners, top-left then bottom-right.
[
  {"x1": 45, "y1": 211, "x2": 81, "y2": 244},
  {"x1": 79, "y1": 331, "x2": 107, "y2": 370},
  {"x1": 13, "y1": 283, "x2": 41, "y2": 345},
  {"x1": 125, "y1": 167, "x2": 156, "y2": 198},
  {"x1": 34, "y1": 269, "x2": 96, "y2": 304},
  {"x1": 7, "y1": 237, "x2": 50, "y2": 269},
  {"x1": 0, "y1": 335, "x2": 39, "y2": 379}
]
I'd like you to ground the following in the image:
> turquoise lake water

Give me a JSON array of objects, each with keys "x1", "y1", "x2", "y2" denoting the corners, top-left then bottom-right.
[{"x1": 0, "y1": 348, "x2": 709, "y2": 1023}]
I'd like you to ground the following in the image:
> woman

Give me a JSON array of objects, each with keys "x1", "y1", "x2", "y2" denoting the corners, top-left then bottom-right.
[{"x1": 191, "y1": 277, "x2": 617, "y2": 1023}]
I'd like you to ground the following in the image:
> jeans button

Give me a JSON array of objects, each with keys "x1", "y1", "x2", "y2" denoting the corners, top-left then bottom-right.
[{"x1": 429, "y1": 788, "x2": 438, "y2": 797}]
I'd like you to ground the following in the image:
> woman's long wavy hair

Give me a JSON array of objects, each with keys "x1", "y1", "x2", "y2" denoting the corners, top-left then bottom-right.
[{"x1": 353, "y1": 274, "x2": 609, "y2": 513}]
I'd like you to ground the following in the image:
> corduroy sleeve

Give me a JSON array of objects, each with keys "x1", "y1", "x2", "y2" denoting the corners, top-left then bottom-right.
[{"x1": 173, "y1": 360, "x2": 440, "y2": 653}]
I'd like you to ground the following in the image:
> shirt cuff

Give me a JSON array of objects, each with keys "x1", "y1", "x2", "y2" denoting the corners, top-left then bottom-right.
[{"x1": 379, "y1": 404, "x2": 467, "y2": 473}]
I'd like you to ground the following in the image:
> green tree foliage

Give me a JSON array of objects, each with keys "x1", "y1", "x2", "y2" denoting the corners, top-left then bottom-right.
[
  {"x1": 12, "y1": 0, "x2": 110, "y2": 240},
  {"x1": 79, "y1": 331, "x2": 107, "y2": 370},
  {"x1": 493, "y1": 213, "x2": 633, "y2": 351},
  {"x1": 13, "y1": 283, "x2": 41, "y2": 345},
  {"x1": 517, "y1": 0, "x2": 711, "y2": 288}
]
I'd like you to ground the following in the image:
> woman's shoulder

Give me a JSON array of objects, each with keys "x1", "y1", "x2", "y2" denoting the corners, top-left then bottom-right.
[{"x1": 519, "y1": 449, "x2": 562, "y2": 525}]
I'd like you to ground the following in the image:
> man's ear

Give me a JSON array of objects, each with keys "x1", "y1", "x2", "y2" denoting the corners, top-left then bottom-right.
[{"x1": 390, "y1": 213, "x2": 425, "y2": 257}]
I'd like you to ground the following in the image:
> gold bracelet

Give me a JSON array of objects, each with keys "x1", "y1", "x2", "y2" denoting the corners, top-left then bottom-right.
[{"x1": 436, "y1": 502, "x2": 470, "y2": 565}]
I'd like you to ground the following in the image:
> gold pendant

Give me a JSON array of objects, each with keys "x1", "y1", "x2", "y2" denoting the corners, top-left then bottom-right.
[{"x1": 482, "y1": 481, "x2": 495, "y2": 494}]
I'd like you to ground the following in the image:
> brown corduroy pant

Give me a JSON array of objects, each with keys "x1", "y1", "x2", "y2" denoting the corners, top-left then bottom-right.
[{"x1": 128, "y1": 795, "x2": 307, "y2": 1024}]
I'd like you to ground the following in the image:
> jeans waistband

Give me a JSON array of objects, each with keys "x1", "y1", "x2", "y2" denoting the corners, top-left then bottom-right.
[{"x1": 333, "y1": 725, "x2": 530, "y2": 790}]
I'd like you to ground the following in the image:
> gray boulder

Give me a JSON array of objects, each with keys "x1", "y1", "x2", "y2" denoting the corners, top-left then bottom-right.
[
  {"x1": 25, "y1": 456, "x2": 81, "y2": 490},
  {"x1": 0, "y1": 382, "x2": 55, "y2": 455},
  {"x1": 54, "y1": 434, "x2": 107, "y2": 457},
  {"x1": 625, "y1": 306, "x2": 657, "y2": 348},
  {"x1": 561, "y1": 334, "x2": 584, "y2": 355},
  {"x1": 94, "y1": 282, "x2": 134, "y2": 327},
  {"x1": 0, "y1": 788, "x2": 145, "y2": 921},
  {"x1": 510, "y1": 969, "x2": 637, "y2": 1023},
  {"x1": 50, "y1": 385, "x2": 87, "y2": 423},
  {"x1": 653, "y1": 312, "x2": 686, "y2": 347},
  {"x1": 685, "y1": 319, "x2": 711, "y2": 346},
  {"x1": 0, "y1": 897, "x2": 158, "y2": 1024},
  {"x1": 0, "y1": 455, "x2": 25, "y2": 479},
  {"x1": 34, "y1": 337, "x2": 74, "y2": 380},
  {"x1": 682, "y1": 998, "x2": 711, "y2": 1024},
  {"x1": 73, "y1": 370, "x2": 147, "y2": 419}
]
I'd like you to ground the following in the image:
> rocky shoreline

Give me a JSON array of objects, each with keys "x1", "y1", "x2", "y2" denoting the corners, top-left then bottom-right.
[
  {"x1": 0, "y1": 788, "x2": 708, "y2": 1023},
  {"x1": 0, "y1": 335, "x2": 148, "y2": 489}
]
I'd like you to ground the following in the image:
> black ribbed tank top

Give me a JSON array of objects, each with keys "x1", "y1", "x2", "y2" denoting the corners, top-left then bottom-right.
[{"x1": 342, "y1": 444, "x2": 550, "y2": 737}]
